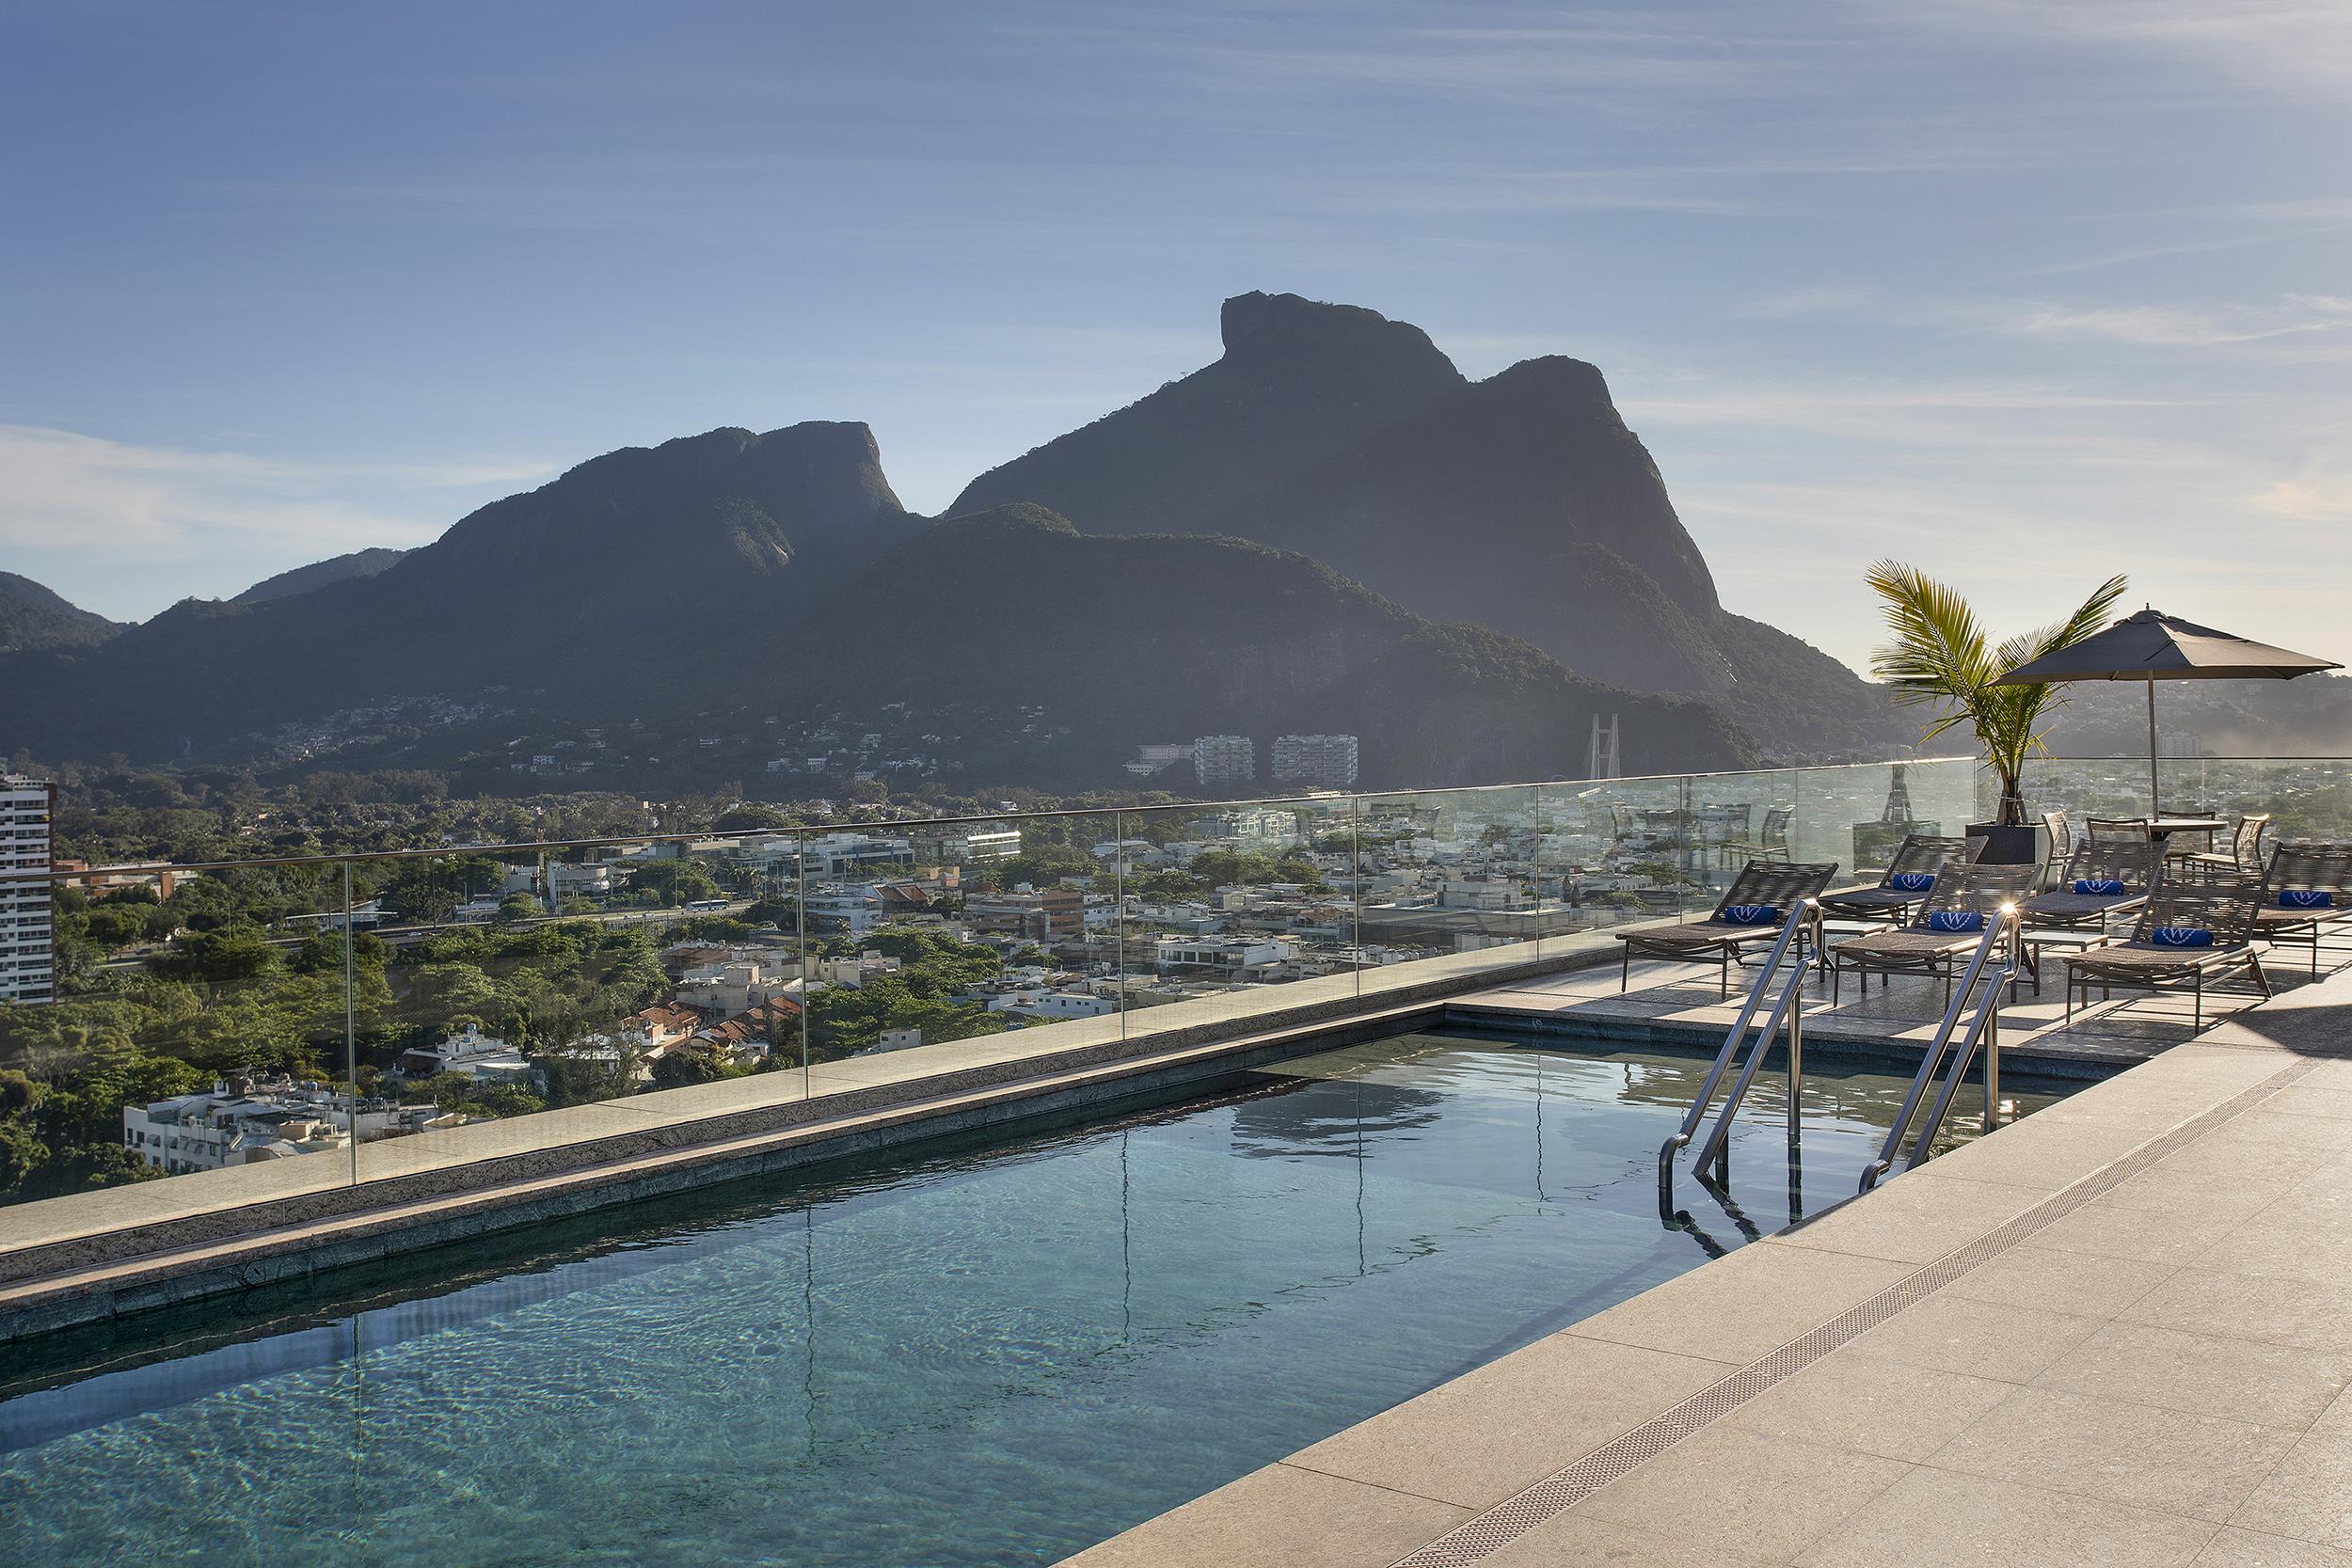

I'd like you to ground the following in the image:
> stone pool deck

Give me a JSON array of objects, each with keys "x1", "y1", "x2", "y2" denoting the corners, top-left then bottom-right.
[{"x1": 1065, "y1": 956, "x2": 2352, "y2": 1568}]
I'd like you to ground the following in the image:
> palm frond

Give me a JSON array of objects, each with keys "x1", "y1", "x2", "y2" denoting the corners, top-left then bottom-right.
[{"x1": 1867, "y1": 561, "x2": 2128, "y2": 819}]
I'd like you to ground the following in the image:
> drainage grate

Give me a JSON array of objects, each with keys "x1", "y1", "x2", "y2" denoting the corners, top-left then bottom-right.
[{"x1": 1389, "y1": 1056, "x2": 2324, "y2": 1567}]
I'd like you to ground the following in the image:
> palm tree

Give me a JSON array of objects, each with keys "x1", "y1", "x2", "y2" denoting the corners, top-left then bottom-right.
[{"x1": 1866, "y1": 562, "x2": 2128, "y2": 826}]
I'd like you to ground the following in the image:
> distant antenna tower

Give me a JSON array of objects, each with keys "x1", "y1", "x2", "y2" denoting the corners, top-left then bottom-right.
[
  {"x1": 1879, "y1": 762, "x2": 1915, "y2": 824},
  {"x1": 1588, "y1": 714, "x2": 1621, "y2": 780}
]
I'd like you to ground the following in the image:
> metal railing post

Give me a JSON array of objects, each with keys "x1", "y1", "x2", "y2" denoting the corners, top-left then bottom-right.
[
  {"x1": 1858, "y1": 904, "x2": 2017, "y2": 1192},
  {"x1": 1661, "y1": 900, "x2": 1817, "y2": 1205}
]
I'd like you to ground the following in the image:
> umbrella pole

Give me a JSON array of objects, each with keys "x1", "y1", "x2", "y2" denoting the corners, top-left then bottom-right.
[{"x1": 2146, "y1": 673, "x2": 2160, "y2": 816}]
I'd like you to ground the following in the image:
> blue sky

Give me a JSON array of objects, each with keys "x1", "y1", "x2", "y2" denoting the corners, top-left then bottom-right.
[{"x1": 3, "y1": 1, "x2": 2346, "y2": 672}]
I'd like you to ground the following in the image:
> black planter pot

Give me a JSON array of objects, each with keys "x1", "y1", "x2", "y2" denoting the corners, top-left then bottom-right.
[{"x1": 1966, "y1": 821, "x2": 2049, "y2": 866}]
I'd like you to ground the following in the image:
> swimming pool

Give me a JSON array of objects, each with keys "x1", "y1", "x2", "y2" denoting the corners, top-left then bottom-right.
[{"x1": 0, "y1": 1030, "x2": 2074, "y2": 1567}]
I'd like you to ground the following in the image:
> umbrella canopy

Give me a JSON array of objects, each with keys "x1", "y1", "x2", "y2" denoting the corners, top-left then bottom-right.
[
  {"x1": 1995, "y1": 609, "x2": 2342, "y2": 685},
  {"x1": 1994, "y1": 609, "x2": 2342, "y2": 814}
]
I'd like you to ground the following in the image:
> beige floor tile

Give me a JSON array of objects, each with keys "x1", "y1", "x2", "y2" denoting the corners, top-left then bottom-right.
[
  {"x1": 1569, "y1": 1424, "x2": 1909, "y2": 1564},
  {"x1": 2228, "y1": 1423, "x2": 2352, "y2": 1550},
  {"x1": 1916, "y1": 1118, "x2": 2158, "y2": 1194},
  {"x1": 1845, "y1": 1291, "x2": 2104, "y2": 1383},
  {"x1": 1057, "y1": 1461, "x2": 1470, "y2": 1568},
  {"x1": 1773, "y1": 1171, "x2": 2042, "y2": 1265},
  {"x1": 2192, "y1": 1219, "x2": 2352, "y2": 1289},
  {"x1": 1941, "y1": 1242, "x2": 2176, "y2": 1317},
  {"x1": 2122, "y1": 1271, "x2": 2352, "y2": 1354},
  {"x1": 1717, "y1": 1354, "x2": 2016, "y2": 1462},
  {"x1": 2263, "y1": 1086, "x2": 2352, "y2": 1124},
  {"x1": 2193, "y1": 1527, "x2": 2352, "y2": 1566},
  {"x1": 2157, "y1": 1132, "x2": 2338, "y2": 1184},
  {"x1": 1792, "y1": 1467, "x2": 2217, "y2": 1568},
  {"x1": 2031, "y1": 1191, "x2": 2265, "y2": 1266},
  {"x1": 1287, "y1": 1334, "x2": 1731, "y2": 1510},
  {"x1": 2093, "y1": 1165, "x2": 2294, "y2": 1222},
  {"x1": 1563, "y1": 1241, "x2": 1914, "y2": 1365},
  {"x1": 1478, "y1": 1510, "x2": 1783, "y2": 1566},
  {"x1": 1926, "y1": 1386, "x2": 2296, "y2": 1522},
  {"x1": 2037, "y1": 1322, "x2": 2352, "y2": 1428}
]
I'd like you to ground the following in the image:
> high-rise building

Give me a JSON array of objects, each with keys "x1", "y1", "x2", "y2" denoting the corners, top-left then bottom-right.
[
  {"x1": 1191, "y1": 735, "x2": 1257, "y2": 788},
  {"x1": 1271, "y1": 734, "x2": 1359, "y2": 788},
  {"x1": 0, "y1": 773, "x2": 57, "y2": 1006}
]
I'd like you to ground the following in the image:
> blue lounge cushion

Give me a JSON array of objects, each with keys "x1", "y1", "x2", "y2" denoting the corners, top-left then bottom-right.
[
  {"x1": 1721, "y1": 904, "x2": 1780, "y2": 926},
  {"x1": 1928, "y1": 910, "x2": 1985, "y2": 933},
  {"x1": 2152, "y1": 926, "x2": 2215, "y2": 948},
  {"x1": 2074, "y1": 878, "x2": 2126, "y2": 896},
  {"x1": 1889, "y1": 872, "x2": 1935, "y2": 893},
  {"x1": 2280, "y1": 889, "x2": 2335, "y2": 909}
]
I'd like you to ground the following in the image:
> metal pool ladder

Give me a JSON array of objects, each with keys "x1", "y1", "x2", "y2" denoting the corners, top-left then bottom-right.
[
  {"x1": 1658, "y1": 900, "x2": 1820, "y2": 1207},
  {"x1": 1856, "y1": 904, "x2": 2021, "y2": 1193}
]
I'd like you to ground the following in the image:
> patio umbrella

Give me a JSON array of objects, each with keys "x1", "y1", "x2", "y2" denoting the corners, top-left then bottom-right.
[{"x1": 1994, "y1": 609, "x2": 2342, "y2": 814}]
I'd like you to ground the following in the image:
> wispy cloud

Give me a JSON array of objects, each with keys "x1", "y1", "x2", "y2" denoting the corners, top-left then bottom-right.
[
  {"x1": 0, "y1": 425, "x2": 549, "y2": 584},
  {"x1": 1872, "y1": 0, "x2": 2352, "y2": 90},
  {"x1": 1743, "y1": 286, "x2": 2352, "y2": 354}
]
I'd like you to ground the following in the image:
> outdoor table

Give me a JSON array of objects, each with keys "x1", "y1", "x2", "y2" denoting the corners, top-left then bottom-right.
[{"x1": 2142, "y1": 816, "x2": 2227, "y2": 858}]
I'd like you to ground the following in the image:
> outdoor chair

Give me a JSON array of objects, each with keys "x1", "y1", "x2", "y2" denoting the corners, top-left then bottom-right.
[
  {"x1": 1700, "y1": 801, "x2": 1754, "y2": 869},
  {"x1": 1816, "y1": 833, "x2": 1986, "y2": 927},
  {"x1": 2020, "y1": 842, "x2": 2163, "y2": 934},
  {"x1": 2253, "y1": 842, "x2": 2352, "y2": 976},
  {"x1": 1724, "y1": 805, "x2": 1792, "y2": 863},
  {"x1": 2016, "y1": 841, "x2": 2164, "y2": 992},
  {"x1": 2087, "y1": 816, "x2": 2153, "y2": 844},
  {"x1": 2182, "y1": 813, "x2": 2269, "y2": 880},
  {"x1": 1613, "y1": 858, "x2": 1837, "y2": 997},
  {"x1": 1827, "y1": 862, "x2": 2038, "y2": 1007},
  {"x1": 2039, "y1": 808, "x2": 2073, "y2": 889},
  {"x1": 2062, "y1": 868, "x2": 2272, "y2": 1029}
]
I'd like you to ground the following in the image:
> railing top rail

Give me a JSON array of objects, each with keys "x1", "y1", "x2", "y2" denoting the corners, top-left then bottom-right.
[{"x1": 0, "y1": 755, "x2": 1985, "y2": 886}]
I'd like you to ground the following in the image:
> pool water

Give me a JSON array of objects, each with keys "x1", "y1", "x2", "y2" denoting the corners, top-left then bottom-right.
[{"x1": 0, "y1": 1031, "x2": 2073, "y2": 1567}]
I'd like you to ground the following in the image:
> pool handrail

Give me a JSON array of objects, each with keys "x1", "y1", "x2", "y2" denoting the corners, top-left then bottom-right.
[
  {"x1": 1857, "y1": 904, "x2": 2020, "y2": 1192},
  {"x1": 1657, "y1": 897, "x2": 1820, "y2": 1201}
]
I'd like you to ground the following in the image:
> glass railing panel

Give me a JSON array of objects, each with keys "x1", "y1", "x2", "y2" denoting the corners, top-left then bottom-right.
[
  {"x1": 796, "y1": 808, "x2": 1124, "y2": 1074},
  {"x1": 1, "y1": 862, "x2": 353, "y2": 1222},
  {"x1": 1110, "y1": 796, "x2": 1362, "y2": 1033},
  {"x1": 1345, "y1": 784, "x2": 1550, "y2": 991},
  {"x1": 329, "y1": 831, "x2": 820, "y2": 1178},
  {"x1": 1793, "y1": 757, "x2": 1983, "y2": 881},
  {"x1": 1549, "y1": 771, "x2": 1706, "y2": 920},
  {"x1": 2033, "y1": 756, "x2": 2352, "y2": 852}
]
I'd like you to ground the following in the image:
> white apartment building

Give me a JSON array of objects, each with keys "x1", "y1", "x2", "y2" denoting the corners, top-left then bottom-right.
[
  {"x1": 1123, "y1": 743, "x2": 1189, "y2": 778},
  {"x1": 0, "y1": 774, "x2": 56, "y2": 1005},
  {"x1": 1271, "y1": 734, "x2": 1360, "y2": 788},
  {"x1": 984, "y1": 989, "x2": 1114, "y2": 1021},
  {"x1": 122, "y1": 1075, "x2": 465, "y2": 1174},
  {"x1": 1216, "y1": 807, "x2": 1296, "y2": 845},
  {"x1": 911, "y1": 826, "x2": 1022, "y2": 864},
  {"x1": 1152, "y1": 934, "x2": 1294, "y2": 975},
  {"x1": 1191, "y1": 735, "x2": 1256, "y2": 788}
]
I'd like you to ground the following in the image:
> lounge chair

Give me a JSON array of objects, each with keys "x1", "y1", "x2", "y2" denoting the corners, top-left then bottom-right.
[
  {"x1": 2039, "y1": 808, "x2": 2073, "y2": 889},
  {"x1": 2253, "y1": 842, "x2": 2352, "y2": 976},
  {"x1": 2062, "y1": 869, "x2": 2272, "y2": 1029},
  {"x1": 2182, "y1": 813, "x2": 2269, "y2": 880},
  {"x1": 1613, "y1": 858, "x2": 1837, "y2": 997},
  {"x1": 2021, "y1": 842, "x2": 2163, "y2": 934},
  {"x1": 1817, "y1": 833, "x2": 1986, "y2": 927},
  {"x1": 1828, "y1": 862, "x2": 2038, "y2": 1006},
  {"x1": 2014, "y1": 841, "x2": 2164, "y2": 992}
]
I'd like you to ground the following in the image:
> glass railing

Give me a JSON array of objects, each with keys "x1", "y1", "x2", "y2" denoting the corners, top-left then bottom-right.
[
  {"x1": 55, "y1": 751, "x2": 2336, "y2": 1234},
  {"x1": 2033, "y1": 756, "x2": 2352, "y2": 847}
]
